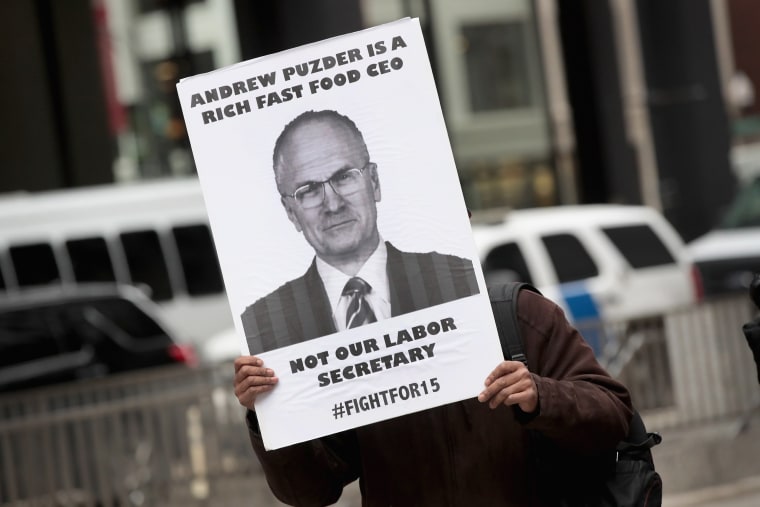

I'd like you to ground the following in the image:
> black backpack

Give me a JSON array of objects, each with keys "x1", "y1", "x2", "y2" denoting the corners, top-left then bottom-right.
[{"x1": 488, "y1": 282, "x2": 663, "y2": 507}]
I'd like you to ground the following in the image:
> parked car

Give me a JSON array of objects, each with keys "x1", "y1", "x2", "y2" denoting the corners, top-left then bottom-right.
[
  {"x1": 471, "y1": 204, "x2": 702, "y2": 357},
  {"x1": 687, "y1": 175, "x2": 760, "y2": 296},
  {"x1": 0, "y1": 283, "x2": 197, "y2": 393}
]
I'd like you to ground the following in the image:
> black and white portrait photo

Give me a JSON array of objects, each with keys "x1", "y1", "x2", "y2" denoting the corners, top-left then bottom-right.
[
  {"x1": 240, "y1": 110, "x2": 479, "y2": 354},
  {"x1": 178, "y1": 19, "x2": 503, "y2": 448}
]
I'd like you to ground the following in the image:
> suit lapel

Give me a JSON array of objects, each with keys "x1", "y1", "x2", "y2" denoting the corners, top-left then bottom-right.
[{"x1": 386, "y1": 242, "x2": 424, "y2": 316}]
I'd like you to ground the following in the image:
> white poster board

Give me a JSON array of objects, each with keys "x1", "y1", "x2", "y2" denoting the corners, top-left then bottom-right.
[{"x1": 177, "y1": 18, "x2": 502, "y2": 450}]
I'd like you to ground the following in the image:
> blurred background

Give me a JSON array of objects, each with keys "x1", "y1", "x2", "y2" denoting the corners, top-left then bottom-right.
[
  {"x1": 1, "y1": 0, "x2": 760, "y2": 506},
  {"x1": 5, "y1": 0, "x2": 760, "y2": 237}
]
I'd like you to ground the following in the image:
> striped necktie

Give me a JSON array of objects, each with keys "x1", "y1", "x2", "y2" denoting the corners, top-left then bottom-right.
[{"x1": 342, "y1": 276, "x2": 377, "y2": 328}]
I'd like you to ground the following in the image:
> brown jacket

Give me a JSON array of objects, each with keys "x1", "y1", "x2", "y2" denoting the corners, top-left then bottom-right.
[{"x1": 246, "y1": 289, "x2": 633, "y2": 507}]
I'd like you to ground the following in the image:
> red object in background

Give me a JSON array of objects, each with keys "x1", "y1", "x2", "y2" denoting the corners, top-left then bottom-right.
[
  {"x1": 93, "y1": 0, "x2": 127, "y2": 135},
  {"x1": 691, "y1": 265, "x2": 705, "y2": 304},
  {"x1": 168, "y1": 343, "x2": 199, "y2": 367}
]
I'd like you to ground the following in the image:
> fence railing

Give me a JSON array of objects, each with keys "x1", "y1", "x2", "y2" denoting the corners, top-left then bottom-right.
[
  {"x1": 652, "y1": 294, "x2": 760, "y2": 428},
  {"x1": 573, "y1": 293, "x2": 759, "y2": 429},
  {"x1": 0, "y1": 293, "x2": 757, "y2": 505},
  {"x1": 0, "y1": 364, "x2": 258, "y2": 507}
]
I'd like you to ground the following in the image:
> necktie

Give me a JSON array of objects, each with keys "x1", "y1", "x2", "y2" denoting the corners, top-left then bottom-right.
[{"x1": 342, "y1": 277, "x2": 377, "y2": 328}]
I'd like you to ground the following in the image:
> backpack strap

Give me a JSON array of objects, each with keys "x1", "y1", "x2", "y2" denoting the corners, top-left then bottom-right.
[
  {"x1": 488, "y1": 282, "x2": 541, "y2": 366},
  {"x1": 488, "y1": 283, "x2": 527, "y2": 365}
]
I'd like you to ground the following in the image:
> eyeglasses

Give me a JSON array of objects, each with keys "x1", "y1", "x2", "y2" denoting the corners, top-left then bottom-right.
[{"x1": 282, "y1": 165, "x2": 370, "y2": 209}]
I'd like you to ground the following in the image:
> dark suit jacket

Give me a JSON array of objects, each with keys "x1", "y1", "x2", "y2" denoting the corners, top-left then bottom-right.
[{"x1": 241, "y1": 242, "x2": 479, "y2": 354}]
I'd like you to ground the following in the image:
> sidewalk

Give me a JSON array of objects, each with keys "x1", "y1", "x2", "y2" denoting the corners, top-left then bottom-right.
[
  {"x1": 665, "y1": 475, "x2": 760, "y2": 506},
  {"x1": 652, "y1": 409, "x2": 760, "y2": 504},
  {"x1": 252, "y1": 412, "x2": 760, "y2": 506}
]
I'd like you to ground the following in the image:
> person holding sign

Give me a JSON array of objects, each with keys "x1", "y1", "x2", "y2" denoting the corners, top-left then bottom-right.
[
  {"x1": 234, "y1": 282, "x2": 633, "y2": 506},
  {"x1": 240, "y1": 110, "x2": 479, "y2": 354}
]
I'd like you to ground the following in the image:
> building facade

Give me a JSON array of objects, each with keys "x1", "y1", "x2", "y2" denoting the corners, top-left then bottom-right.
[{"x1": 0, "y1": 0, "x2": 744, "y2": 240}]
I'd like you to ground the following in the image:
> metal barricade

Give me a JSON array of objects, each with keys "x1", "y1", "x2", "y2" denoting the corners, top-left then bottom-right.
[
  {"x1": 0, "y1": 364, "x2": 257, "y2": 507},
  {"x1": 572, "y1": 294, "x2": 760, "y2": 430}
]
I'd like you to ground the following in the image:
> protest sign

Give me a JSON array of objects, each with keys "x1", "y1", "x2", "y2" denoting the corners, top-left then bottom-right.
[{"x1": 177, "y1": 18, "x2": 502, "y2": 450}]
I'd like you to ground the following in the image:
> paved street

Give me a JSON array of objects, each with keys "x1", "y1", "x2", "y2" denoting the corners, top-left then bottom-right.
[
  {"x1": 247, "y1": 413, "x2": 760, "y2": 507},
  {"x1": 259, "y1": 475, "x2": 760, "y2": 506},
  {"x1": 666, "y1": 476, "x2": 760, "y2": 506},
  {"x1": 165, "y1": 411, "x2": 760, "y2": 507},
  {"x1": 250, "y1": 474, "x2": 760, "y2": 507}
]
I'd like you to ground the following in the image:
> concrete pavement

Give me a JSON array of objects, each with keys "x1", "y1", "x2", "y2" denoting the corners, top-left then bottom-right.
[
  {"x1": 665, "y1": 475, "x2": 760, "y2": 506},
  {"x1": 650, "y1": 408, "x2": 760, "y2": 506},
  {"x1": 252, "y1": 411, "x2": 760, "y2": 506}
]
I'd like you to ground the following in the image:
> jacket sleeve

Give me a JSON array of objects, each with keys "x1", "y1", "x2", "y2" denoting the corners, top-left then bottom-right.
[
  {"x1": 517, "y1": 290, "x2": 634, "y2": 454},
  {"x1": 245, "y1": 410, "x2": 361, "y2": 507}
]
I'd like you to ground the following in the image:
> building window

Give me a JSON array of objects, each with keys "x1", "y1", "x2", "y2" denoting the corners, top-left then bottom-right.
[{"x1": 461, "y1": 21, "x2": 534, "y2": 112}]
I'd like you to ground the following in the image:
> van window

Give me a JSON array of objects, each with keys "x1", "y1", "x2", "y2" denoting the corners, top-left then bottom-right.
[
  {"x1": 483, "y1": 242, "x2": 533, "y2": 284},
  {"x1": 120, "y1": 230, "x2": 173, "y2": 301},
  {"x1": 542, "y1": 233, "x2": 599, "y2": 283},
  {"x1": 10, "y1": 243, "x2": 60, "y2": 287},
  {"x1": 66, "y1": 237, "x2": 117, "y2": 283},
  {"x1": 602, "y1": 225, "x2": 676, "y2": 268},
  {"x1": 172, "y1": 224, "x2": 224, "y2": 295}
]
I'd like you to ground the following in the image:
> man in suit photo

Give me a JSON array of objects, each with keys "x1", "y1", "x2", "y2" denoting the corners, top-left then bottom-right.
[{"x1": 241, "y1": 109, "x2": 479, "y2": 354}]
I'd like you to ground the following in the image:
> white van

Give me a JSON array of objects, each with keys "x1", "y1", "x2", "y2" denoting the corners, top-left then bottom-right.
[
  {"x1": 0, "y1": 178, "x2": 233, "y2": 348},
  {"x1": 471, "y1": 205, "x2": 702, "y2": 331}
]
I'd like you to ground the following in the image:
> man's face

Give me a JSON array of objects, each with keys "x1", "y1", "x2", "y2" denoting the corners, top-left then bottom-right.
[{"x1": 277, "y1": 119, "x2": 381, "y2": 266}]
